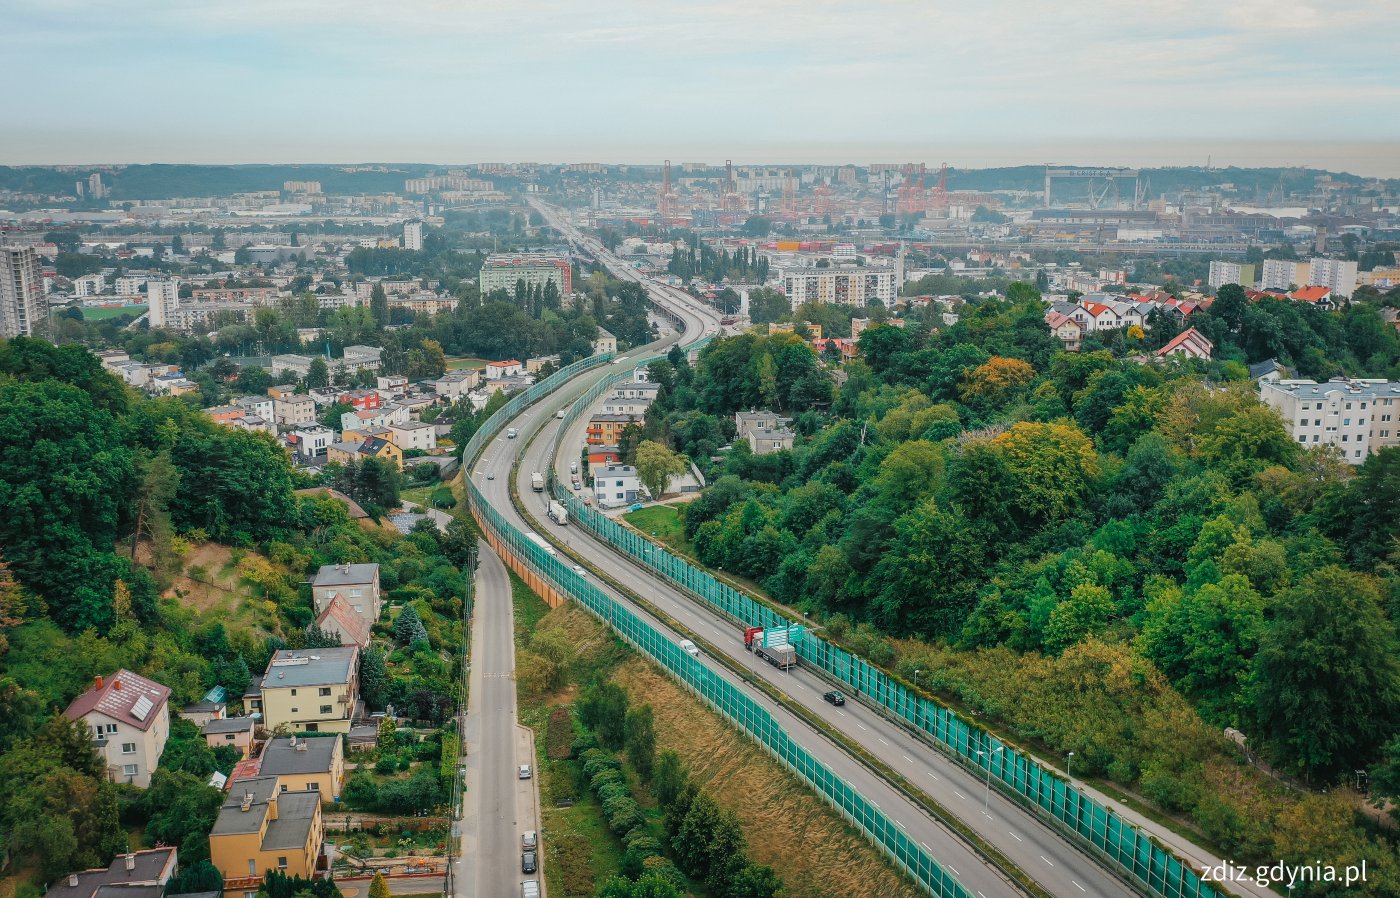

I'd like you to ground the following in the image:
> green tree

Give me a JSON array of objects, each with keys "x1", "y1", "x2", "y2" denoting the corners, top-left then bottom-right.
[
  {"x1": 394, "y1": 603, "x2": 430, "y2": 646},
  {"x1": 1044, "y1": 583, "x2": 1116, "y2": 653},
  {"x1": 635, "y1": 441, "x2": 686, "y2": 500},
  {"x1": 306, "y1": 357, "x2": 330, "y2": 389},
  {"x1": 624, "y1": 704, "x2": 656, "y2": 780},
  {"x1": 1249, "y1": 567, "x2": 1400, "y2": 779},
  {"x1": 370, "y1": 283, "x2": 389, "y2": 328},
  {"x1": 579, "y1": 681, "x2": 629, "y2": 749},
  {"x1": 652, "y1": 750, "x2": 687, "y2": 807},
  {"x1": 368, "y1": 872, "x2": 390, "y2": 898}
]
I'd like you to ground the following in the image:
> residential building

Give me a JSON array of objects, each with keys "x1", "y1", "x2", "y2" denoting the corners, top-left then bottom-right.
[
  {"x1": 1, "y1": 246, "x2": 44, "y2": 338},
  {"x1": 73, "y1": 273, "x2": 107, "y2": 297},
  {"x1": 850, "y1": 317, "x2": 904, "y2": 340},
  {"x1": 311, "y1": 562, "x2": 382, "y2": 623},
  {"x1": 202, "y1": 716, "x2": 257, "y2": 758},
  {"x1": 251, "y1": 646, "x2": 360, "y2": 734},
  {"x1": 586, "y1": 413, "x2": 638, "y2": 446},
  {"x1": 1248, "y1": 359, "x2": 1289, "y2": 383},
  {"x1": 341, "y1": 344, "x2": 384, "y2": 373},
  {"x1": 1044, "y1": 311, "x2": 1085, "y2": 351},
  {"x1": 478, "y1": 253, "x2": 572, "y2": 296},
  {"x1": 63, "y1": 670, "x2": 171, "y2": 788},
  {"x1": 207, "y1": 404, "x2": 246, "y2": 426},
  {"x1": 484, "y1": 359, "x2": 524, "y2": 379},
  {"x1": 46, "y1": 848, "x2": 178, "y2": 898},
  {"x1": 586, "y1": 445, "x2": 622, "y2": 472},
  {"x1": 747, "y1": 425, "x2": 796, "y2": 455},
  {"x1": 593, "y1": 464, "x2": 642, "y2": 508},
  {"x1": 1260, "y1": 377, "x2": 1400, "y2": 464},
  {"x1": 387, "y1": 292, "x2": 457, "y2": 315},
  {"x1": 192, "y1": 286, "x2": 280, "y2": 305},
  {"x1": 115, "y1": 275, "x2": 148, "y2": 296},
  {"x1": 1308, "y1": 257, "x2": 1359, "y2": 297},
  {"x1": 209, "y1": 776, "x2": 324, "y2": 887},
  {"x1": 269, "y1": 354, "x2": 316, "y2": 380},
  {"x1": 236, "y1": 394, "x2": 275, "y2": 420},
  {"x1": 389, "y1": 420, "x2": 437, "y2": 452},
  {"x1": 291, "y1": 423, "x2": 334, "y2": 458},
  {"x1": 328, "y1": 436, "x2": 403, "y2": 469},
  {"x1": 1156, "y1": 327, "x2": 1214, "y2": 360},
  {"x1": 1207, "y1": 261, "x2": 1256, "y2": 290},
  {"x1": 735, "y1": 410, "x2": 792, "y2": 438},
  {"x1": 1261, "y1": 259, "x2": 1308, "y2": 291},
  {"x1": 312, "y1": 594, "x2": 372, "y2": 648},
  {"x1": 377, "y1": 374, "x2": 409, "y2": 395},
  {"x1": 613, "y1": 381, "x2": 660, "y2": 401},
  {"x1": 267, "y1": 383, "x2": 299, "y2": 399},
  {"x1": 526, "y1": 354, "x2": 561, "y2": 373},
  {"x1": 338, "y1": 388, "x2": 381, "y2": 411},
  {"x1": 780, "y1": 268, "x2": 897, "y2": 309},
  {"x1": 435, "y1": 371, "x2": 478, "y2": 399},
  {"x1": 340, "y1": 403, "x2": 410, "y2": 432},
  {"x1": 145, "y1": 279, "x2": 181, "y2": 328},
  {"x1": 593, "y1": 329, "x2": 618, "y2": 355},
  {"x1": 179, "y1": 687, "x2": 228, "y2": 727},
  {"x1": 402, "y1": 219, "x2": 424, "y2": 251},
  {"x1": 253, "y1": 735, "x2": 345, "y2": 800},
  {"x1": 602, "y1": 397, "x2": 652, "y2": 416},
  {"x1": 1289, "y1": 285, "x2": 1338, "y2": 308},
  {"x1": 273, "y1": 394, "x2": 317, "y2": 427}
]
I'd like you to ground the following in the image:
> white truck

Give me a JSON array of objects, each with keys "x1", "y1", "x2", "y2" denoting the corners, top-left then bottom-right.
[
  {"x1": 525, "y1": 533, "x2": 556, "y2": 557},
  {"x1": 548, "y1": 501, "x2": 568, "y2": 526},
  {"x1": 531, "y1": 472, "x2": 544, "y2": 492}
]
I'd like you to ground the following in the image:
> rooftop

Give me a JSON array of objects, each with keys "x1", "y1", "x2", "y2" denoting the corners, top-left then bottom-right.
[
  {"x1": 314, "y1": 593, "x2": 371, "y2": 647},
  {"x1": 201, "y1": 716, "x2": 256, "y2": 736},
  {"x1": 43, "y1": 849, "x2": 178, "y2": 898},
  {"x1": 63, "y1": 670, "x2": 170, "y2": 733},
  {"x1": 213, "y1": 775, "x2": 319, "y2": 849},
  {"x1": 262, "y1": 646, "x2": 357, "y2": 688},
  {"x1": 1263, "y1": 377, "x2": 1400, "y2": 400},
  {"x1": 312, "y1": 563, "x2": 379, "y2": 588},
  {"x1": 260, "y1": 734, "x2": 339, "y2": 776}
]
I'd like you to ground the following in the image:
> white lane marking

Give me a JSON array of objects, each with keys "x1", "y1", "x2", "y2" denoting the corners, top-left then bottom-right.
[
  {"x1": 1041, "y1": 856, "x2": 1055, "y2": 867},
  {"x1": 1009, "y1": 831, "x2": 1022, "y2": 842},
  {"x1": 947, "y1": 865, "x2": 959, "y2": 876},
  {"x1": 981, "y1": 811, "x2": 992, "y2": 819},
  {"x1": 927, "y1": 772, "x2": 939, "y2": 781},
  {"x1": 857, "y1": 723, "x2": 867, "y2": 731},
  {"x1": 978, "y1": 892, "x2": 987, "y2": 898},
  {"x1": 878, "y1": 738, "x2": 889, "y2": 746},
  {"x1": 835, "y1": 710, "x2": 846, "y2": 717},
  {"x1": 902, "y1": 755, "x2": 912, "y2": 763},
  {"x1": 954, "y1": 790, "x2": 967, "y2": 800},
  {"x1": 920, "y1": 841, "x2": 931, "y2": 851},
  {"x1": 1073, "y1": 882, "x2": 1086, "y2": 892}
]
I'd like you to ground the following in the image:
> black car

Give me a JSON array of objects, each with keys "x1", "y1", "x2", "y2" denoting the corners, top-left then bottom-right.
[
  {"x1": 823, "y1": 690, "x2": 846, "y2": 706},
  {"x1": 522, "y1": 851, "x2": 537, "y2": 874}
]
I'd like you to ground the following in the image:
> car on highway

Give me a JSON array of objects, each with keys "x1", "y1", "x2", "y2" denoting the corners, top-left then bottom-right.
[
  {"x1": 522, "y1": 851, "x2": 537, "y2": 874},
  {"x1": 573, "y1": 565, "x2": 585, "y2": 577},
  {"x1": 679, "y1": 639, "x2": 699, "y2": 657},
  {"x1": 518, "y1": 764, "x2": 532, "y2": 779},
  {"x1": 506, "y1": 428, "x2": 517, "y2": 439},
  {"x1": 556, "y1": 409, "x2": 566, "y2": 419},
  {"x1": 487, "y1": 472, "x2": 495, "y2": 480},
  {"x1": 521, "y1": 830, "x2": 537, "y2": 850},
  {"x1": 823, "y1": 690, "x2": 846, "y2": 706},
  {"x1": 569, "y1": 461, "x2": 578, "y2": 474}
]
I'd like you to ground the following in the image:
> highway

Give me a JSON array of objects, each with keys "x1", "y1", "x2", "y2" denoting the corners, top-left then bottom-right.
[{"x1": 458, "y1": 540, "x2": 540, "y2": 898}]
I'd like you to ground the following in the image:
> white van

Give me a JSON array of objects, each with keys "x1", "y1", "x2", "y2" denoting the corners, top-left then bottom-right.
[
  {"x1": 506, "y1": 428, "x2": 518, "y2": 439},
  {"x1": 679, "y1": 639, "x2": 699, "y2": 657},
  {"x1": 522, "y1": 881, "x2": 540, "y2": 898}
]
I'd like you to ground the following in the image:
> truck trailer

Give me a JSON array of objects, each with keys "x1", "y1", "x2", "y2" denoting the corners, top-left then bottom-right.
[
  {"x1": 531, "y1": 472, "x2": 544, "y2": 492},
  {"x1": 743, "y1": 625, "x2": 801, "y2": 670},
  {"x1": 547, "y1": 501, "x2": 568, "y2": 526}
]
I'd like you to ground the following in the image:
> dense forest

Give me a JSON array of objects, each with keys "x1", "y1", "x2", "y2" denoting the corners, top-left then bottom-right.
[
  {"x1": 633, "y1": 284, "x2": 1400, "y2": 894},
  {"x1": 0, "y1": 338, "x2": 474, "y2": 880}
]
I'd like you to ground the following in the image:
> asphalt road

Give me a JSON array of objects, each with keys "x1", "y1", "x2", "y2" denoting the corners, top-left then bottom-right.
[{"x1": 458, "y1": 540, "x2": 536, "y2": 898}]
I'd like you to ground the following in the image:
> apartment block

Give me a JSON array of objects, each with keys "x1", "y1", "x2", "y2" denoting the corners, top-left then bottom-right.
[
  {"x1": 1, "y1": 246, "x2": 44, "y2": 338},
  {"x1": 780, "y1": 268, "x2": 897, "y2": 309},
  {"x1": 478, "y1": 253, "x2": 572, "y2": 296},
  {"x1": 1260, "y1": 377, "x2": 1400, "y2": 464},
  {"x1": 1207, "y1": 260, "x2": 1256, "y2": 290}
]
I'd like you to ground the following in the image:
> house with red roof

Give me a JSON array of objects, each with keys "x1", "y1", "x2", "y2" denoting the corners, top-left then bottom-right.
[
  {"x1": 1157, "y1": 327, "x2": 1214, "y2": 361},
  {"x1": 1289, "y1": 285, "x2": 1337, "y2": 308},
  {"x1": 313, "y1": 593, "x2": 373, "y2": 648},
  {"x1": 64, "y1": 670, "x2": 171, "y2": 788},
  {"x1": 1044, "y1": 311, "x2": 1085, "y2": 351}
]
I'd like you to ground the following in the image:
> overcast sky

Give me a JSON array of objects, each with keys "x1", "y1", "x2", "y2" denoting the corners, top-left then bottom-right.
[{"x1": 4, "y1": 0, "x2": 1398, "y2": 176}]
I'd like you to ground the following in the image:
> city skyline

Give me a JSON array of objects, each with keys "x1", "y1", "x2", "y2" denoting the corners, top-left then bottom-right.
[{"x1": 5, "y1": 1, "x2": 1399, "y2": 177}]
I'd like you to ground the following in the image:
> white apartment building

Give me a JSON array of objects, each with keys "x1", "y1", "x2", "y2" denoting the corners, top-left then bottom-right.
[
  {"x1": 1308, "y1": 258, "x2": 1359, "y2": 298},
  {"x1": 780, "y1": 268, "x2": 897, "y2": 309},
  {"x1": 115, "y1": 275, "x2": 148, "y2": 296},
  {"x1": 388, "y1": 420, "x2": 436, "y2": 452},
  {"x1": 74, "y1": 273, "x2": 107, "y2": 297},
  {"x1": 1260, "y1": 259, "x2": 1307, "y2": 291},
  {"x1": 145, "y1": 278, "x2": 181, "y2": 328},
  {"x1": 270, "y1": 354, "x2": 317, "y2": 379},
  {"x1": 1207, "y1": 261, "x2": 1255, "y2": 290},
  {"x1": 403, "y1": 219, "x2": 424, "y2": 251},
  {"x1": 1, "y1": 246, "x2": 44, "y2": 338},
  {"x1": 341, "y1": 344, "x2": 383, "y2": 373},
  {"x1": 1260, "y1": 378, "x2": 1400, "y2": 464},
  {"x1": 235, "y1": 395, "x2": 275, "y2": 420},
  {"x1": 478, "y1": 253, "x2": 572, "y2": 296},
  {"x1": 593, "y1": 464, "x2": 642, "y2": 508}
]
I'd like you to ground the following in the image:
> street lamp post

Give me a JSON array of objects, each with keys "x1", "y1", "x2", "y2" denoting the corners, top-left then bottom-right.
[
  {"x1": 1066, "y1": 751, "x2": 1075, "y2": 781},
  {"x1": 976, "y1": 746, "x2": 1003, "y2": 810},
  {"x1": 913, "y1": 669, "x2": 922, "y2": 690}
]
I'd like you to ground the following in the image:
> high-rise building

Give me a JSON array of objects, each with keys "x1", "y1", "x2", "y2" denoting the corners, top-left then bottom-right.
[
  {"x1": 1308, "y1": 258, "x2": 1358, "y2": 298},
  {"x1": 1261, "y1": 377, "x2": 1400, "y2": 464},
  {"x1": 780, "y1": 268, "x2": 897, "y2": 309},
  {"x1": 1, "y1": 246, "x2": 44, "y2": 338},
  {"x1": 403, "y1": 219, "x2": 424, "y2": 251},
  {"x1": 145, "y1": 278, "x2": 181, "y2": 329},
  {"x1": 1260, "y1": 258, "x2": 1307, "y2": 291},
  {"x1": 1208, "y1": 260, "x2": 1255, "y2": 290},
  {"x1": 478, "y1": 253, "x2": 572, "y2": 296},
  {"x1": 88, "y1": 172, "x2": 105, "y2": 200}
]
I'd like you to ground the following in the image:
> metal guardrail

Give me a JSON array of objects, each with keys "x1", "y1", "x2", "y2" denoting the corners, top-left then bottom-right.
[{"x1": 544, "y1": 357, "x2": 1226, "y2": 898}]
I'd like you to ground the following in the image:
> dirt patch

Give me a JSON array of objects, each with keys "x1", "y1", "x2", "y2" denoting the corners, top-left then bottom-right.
[
  {"x1": 613, "y1": 659, "x2": 923, "y2": 898},
  {"x1": 165, "y1": 543, "x2": 248, "y2": 614}
]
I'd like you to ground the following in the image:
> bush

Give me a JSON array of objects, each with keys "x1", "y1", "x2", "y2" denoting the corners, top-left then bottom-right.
[{"x1": 547, "y1": 706, "x2": 575, "y2": 759}]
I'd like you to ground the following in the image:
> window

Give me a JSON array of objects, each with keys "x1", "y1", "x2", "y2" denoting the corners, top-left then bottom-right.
[
  {"x1": 1315, "y1": 419, "x2": 1322, "y2": 425},
  {"x1": 1344, "y1": 418, "x2": 1351, "y2": 426},
  {"x1": 1346, "y1": 402, "x2": 1353, "y2": 410},
  {"x1": 1313, "y1": 435, "x2": 1319, "y2": 442},
  {"x1": 320, "y1": 705, "x2": 332, "y2": 714},
  {"x1": 291, "y1": 707, "x2": 298, "y2": 713},
  {"x1": 1342, "y1": 435, "x2": 1349, "y2": 442},
  {"x1": 121, "y1": 742, "x2": 136, "y2": 754},
  {"x1": 277, "y1": 857, "x2": 288, "y2": 870},
  {"x1": 1297, "y1": 436, "x2": 1306, "y2": 443},
  {"x1": 291, "y1": 688, "x2": 297, "y2": 696},
  {"x1": 225, "y1": 734, "x2": 236, "y2": 741},
  {"x1": 122, "y1": 764, "x2": 139, "y2": 776},
  {"x1": 319, "y1": 687, "x2": 331, "y2": 696},
  {"x1": 307, "y1": 782, "x2": 319, "y2": 791},
  {"x1": 1362, "y1": 402, "x2": 1368, "y2": 409},
  {"x1": 280, "y1": 784, "x2": 289, "y2": 792},
  {"x1": 1356, "y1": 450, "x2": 1363, "y2": 458}
]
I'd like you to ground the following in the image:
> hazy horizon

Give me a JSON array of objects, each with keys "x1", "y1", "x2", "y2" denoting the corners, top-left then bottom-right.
[{"x1": 6, "y1": 1, "x2": 1397, "y2": 180}]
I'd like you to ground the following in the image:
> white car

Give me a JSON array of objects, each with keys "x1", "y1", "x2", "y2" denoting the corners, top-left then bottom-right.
[
  {"x1": 518, "y1": 764, "x2": 532, "y2": 780},
  {"x1": 572, "y1": 565, "x2": 585, "y2": 577},
  {"x1": 679, "y1": 639, "x2": 699, "y2": 657}
]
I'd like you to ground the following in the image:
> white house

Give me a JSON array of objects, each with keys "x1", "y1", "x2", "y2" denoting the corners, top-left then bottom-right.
[
  {"x1": 63, "y1": 670, "x2": 171, "y2": 788},
  {"x1": 312, "y1": 563, "x2": 382, "y2": 628},
  {"x1": 592, "y1": 464, "x2": 642, "y2": 508},
  {"x1": 484, "y1": 359, "x2": 523, "y2": 380},
  {"x1": 388, "y1": 420, "x2": 437, "y2": 452}
]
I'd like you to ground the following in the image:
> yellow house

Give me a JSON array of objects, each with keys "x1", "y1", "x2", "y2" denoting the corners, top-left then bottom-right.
[
  {"x1": 257, "y1": 735, "x2": 346, "y2": 801},
  {"x1": 327, "y1": 435, "x2": 404, "y2": 471},
  {"x1": 251, "y1": 647, "x2": 359, "y2": 735},
  {"x1": 210, "y1": 775, "x2": 323, "y2": 892}
]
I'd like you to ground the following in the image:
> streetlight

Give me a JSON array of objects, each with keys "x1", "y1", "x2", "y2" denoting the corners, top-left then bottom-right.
[
  {"x1": 913, "y1": 669, "x2": 922, "y2": 690},
  {"x1": 1066, "y1": 751, "x2": 1075, "y2": 781},
  {"x1": 976, "y1": 746, "x2": 1003, "y2": 810}
]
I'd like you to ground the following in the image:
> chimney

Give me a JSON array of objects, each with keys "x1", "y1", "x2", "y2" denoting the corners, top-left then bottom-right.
[
  {"x1": 95, "y1": 674, "x2": 104, "y2": 690},
  {"x1": 69, "y1": 875, "x2": 79, "y2": 887},
  {"x1": 124, "y1": 854, "x2": 135, "y2": 872},
  {"x1": 241, "y1": 792, "x2": 253, "y2": 811},
  {"x1": 113, "y1": 677, "x2": 122, "y2": 690}
]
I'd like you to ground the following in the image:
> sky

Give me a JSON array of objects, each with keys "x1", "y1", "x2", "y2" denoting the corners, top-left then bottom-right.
[{"x1": 4, "y1": 0, "x2": 1399, "y2": 176}]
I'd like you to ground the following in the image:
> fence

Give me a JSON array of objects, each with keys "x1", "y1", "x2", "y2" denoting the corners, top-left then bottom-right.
[
  {"x1": 545, "y1": 357, "x2": 1225, "y2": 898},
  {"x1": 464, "y1": 349, "x2": 975, "y2": 898}
]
